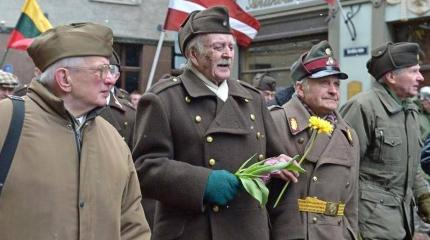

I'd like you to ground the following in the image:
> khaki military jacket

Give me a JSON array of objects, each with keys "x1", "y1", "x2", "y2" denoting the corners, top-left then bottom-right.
[
  {"x1": 0, "y1": 80, "x2": 150, "y2": 240},
  {"x1": 132, "y1": 68, "x2": 286, "y2": 240},
  {"x1": 100, "y1": 92, "x2": 136, "y2": 149},
  {"x1": 269, "y1": 96, "x2": 359, "y2": 240},
  {"x1": 340, "y1": 81, "x2": 429, "y2": 240}
]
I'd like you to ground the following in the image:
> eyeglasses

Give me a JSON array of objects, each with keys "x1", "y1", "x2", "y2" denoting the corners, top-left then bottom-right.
[{"x1": 65, "y1": 64, "x2": 120, "y2": 79}]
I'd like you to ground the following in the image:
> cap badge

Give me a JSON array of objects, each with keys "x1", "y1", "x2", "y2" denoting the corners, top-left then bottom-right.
[
  {"x1": 289, "y1": 117, "x2": 298, "y2": 133},
  {"x1": 326, "y1": 57, "x2": 334, "y2": 65},
  {"x1": 325, "y1": 48, "x2": 332, "y2": 56},
  {"x1": 222, "y1": 20, "x2": 227, "y2": 26}
]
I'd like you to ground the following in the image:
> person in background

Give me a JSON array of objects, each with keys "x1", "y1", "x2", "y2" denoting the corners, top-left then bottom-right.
[
  {"x1": 132, "y1": 6, "x2": 297, "y2": 240},
  {"x1": 417, "y1": 86, "x2": 430, "y2": 141},
  {"x1": 252, "y1": 72, "x2": 277, "y2": 103},
  {"x1": 0, "y1": 22, "x2": 151, "y2": 239},
  {"x1": 267, "y1": 85, "x2": 295, "y2": 107},
  {"x1": 0, "y1": 70, "x2": 19, "y2": 100},
  {"x1": 340, "y1": 42, "x2": 430, "y2": 240},
  {"x1": 269, "y1": 40, "x2": 359, "y2": 240},
  {"x1": 130, "y1": 90, "x2": 142, "y2": 109}
]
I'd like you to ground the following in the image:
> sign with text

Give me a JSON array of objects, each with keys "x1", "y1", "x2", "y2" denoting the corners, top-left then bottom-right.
[{"x1": 344, "y1": 47, "x2": 368, "y2": 57}]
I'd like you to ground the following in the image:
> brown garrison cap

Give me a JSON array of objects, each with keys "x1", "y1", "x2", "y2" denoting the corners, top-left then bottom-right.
[
  {"x1": 28, "y1": 22, "x2": 113, "y2": 71},
  {"x1": 290, "y1": 40, "x2": 348, "y2": 82},
  {"x1": 178, "y1": 6, "x2": 231, "y2": 54},
  {"x1": 0, "y1": 70, "x2": 19, "y2": 88},
  {"x1": 367, "y1": 42, "x2": 421, "y2": 80},
  {"x1": 252, "y1": 73, "x2": 277, "y2": 91}
]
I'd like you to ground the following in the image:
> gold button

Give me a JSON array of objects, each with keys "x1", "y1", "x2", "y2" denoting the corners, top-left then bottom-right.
[
  {"x1": 244, "y1": 98, "x2": 249, "y2": 103},
  {"x1": 124, "y1": 122, "x2": 128, "y2": 126},
  {"x1": 256, "y1": 132, "x2": 261, "y2": 139},
  {"x1": 345, "y1": 181, "x2": 350, "y2": 187},
  {"x1": 258, "y1": 154, "x2": 265, "y2": 161},
  {"x1": 250, "y1": 114, "x2": 256, "y2": 121},
  {"x1": 185, "y1": 96, "x2": 191, "y2": 103},
  {"x1": 212, "y1": 205, "x2": 219, "y2": 212},
  {"x1": 195, "y1": 115, "x2": 202, "y2": 123},
  {"x1": 312, "y1": 176, "x2": 318, "y2": 182},
  {"x1": 209, "y1": 158, "x2": 216, "y2": 166},
  {"x1": 172, "y1": 77, "x2": 178, "y2": 82},
  {"x1": 312, "y1": 217, "x2": 317, "y2": 223},
  {"x1": 206, "y1": 136, "x2": 213, "y2": 143},
  {"x1": 298, "y1": 138, "x2": 305, "y2": 144}
]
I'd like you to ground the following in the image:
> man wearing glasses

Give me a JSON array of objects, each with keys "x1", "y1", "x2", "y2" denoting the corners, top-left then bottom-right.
[{"x1": 0, "y1": 22, "x2": 151, "y2": 239}]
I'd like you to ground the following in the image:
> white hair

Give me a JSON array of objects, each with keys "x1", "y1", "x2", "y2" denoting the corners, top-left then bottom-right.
[{"x1": 39, "y1": 57, "x2": 86, "y2": 86}]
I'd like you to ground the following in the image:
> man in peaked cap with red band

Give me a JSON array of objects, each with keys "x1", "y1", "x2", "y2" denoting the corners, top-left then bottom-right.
[
  {"x1": 133, "y1": 6, "x2": 297, "y2": 240},
  {"x1": 269, "y1": 40, "x2": 360, "y2": 240},
  {"x1": 340, "y1": 42, "x2": 430, "y2": 239}
]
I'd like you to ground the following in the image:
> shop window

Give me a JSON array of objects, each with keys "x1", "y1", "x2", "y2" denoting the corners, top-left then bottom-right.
[
  {"x1": 113, "y1": 43, "x2": 142, "y2": 93},
  {"x1": 240, "y1": 34, "x2": 327, "y2": 88}
]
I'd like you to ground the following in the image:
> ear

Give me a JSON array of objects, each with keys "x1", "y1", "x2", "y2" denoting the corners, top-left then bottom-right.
[
  {"x1": 384, "y1": 71, "x2": 396, "y2": 85},
  {"x1": 188, "y1": 49, "x2": 200, "y2": 67},
  {"x1": 55, "y1": 68, "x2": 72, "y2": 93},
  {"x1": 295, "y1": 81, "x2": 304, "y2": 98}
]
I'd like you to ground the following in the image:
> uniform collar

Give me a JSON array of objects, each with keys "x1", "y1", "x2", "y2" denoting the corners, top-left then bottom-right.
[
  {"x1": 107, "y1": 92, "x2": 125, "y2": 113},
  {"x1": 180, "y1": 67, "x2": 253, "y2": 100},
  {"x1": 373, "y1": 81, "x2": 403, "y2": 114}
]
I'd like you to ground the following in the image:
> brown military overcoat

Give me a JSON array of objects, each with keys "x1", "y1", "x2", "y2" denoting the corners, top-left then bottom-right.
[
  {"x1": 132, "y1": 68, "x2": 286, "y2": 240},
  {"x1": 0, "y1": 80, "x2": 150, "y2": 239},
  {"x1": 269, "y1": 95, "x2": 359, "y2": 240}
]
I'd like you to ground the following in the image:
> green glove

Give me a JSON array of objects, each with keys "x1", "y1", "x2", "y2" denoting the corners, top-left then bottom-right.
[
  {"x1": 204, "y1": 170, "x2": 240, "y2": 206},
  {"x1": 418, "y1": 193, "x2": 430, "y2": 223}
]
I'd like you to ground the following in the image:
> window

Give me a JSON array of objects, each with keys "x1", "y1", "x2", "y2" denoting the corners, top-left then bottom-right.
[{"x1": 113, "y1": 43, "x2": 142, "y2": 93}]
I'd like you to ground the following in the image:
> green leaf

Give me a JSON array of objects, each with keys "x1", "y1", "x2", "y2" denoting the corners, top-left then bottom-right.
[
  {"x1": 236, "y1": 153, "x2": 258, "y2": 173},
  {"x1": 284, "y1": 161, "x2": 306, "y2": 173},
  {"x1": 253, "y1": 178, "x2": 269, "y2": 206},
  {"x1": 239, "y1": 177, "x2": 264, "y2": 206}
]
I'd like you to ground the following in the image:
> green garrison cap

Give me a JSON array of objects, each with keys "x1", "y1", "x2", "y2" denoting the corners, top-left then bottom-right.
[
  {"x1": 252, "y1": 73, "x2": 277, "y2": 91},
  {"x1": 367, "y1": 42, "x2": 421, "y2": 80},
  {"x1": 28, "y1": 22, "x2": 113, "y2": 71},
  {"x1": 290, "y1": 40, "x2": 348, "y2": 82},
  {"x1": 178, "y1": 6, "x2": 231, "y2": 54}
]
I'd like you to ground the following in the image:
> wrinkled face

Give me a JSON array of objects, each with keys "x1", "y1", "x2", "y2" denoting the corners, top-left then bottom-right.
[
  {"x1": 67, "y1": 57, "x2": 116, "y2": 110},
  {"x1": 190, "y1": 34, "x2": 235, "y2": 84},
  {"x1": 387, "y1": 65, "x2": 424, "y2": 99},
  {"x1": 0, "y1": 86, "x2": 14, "y2": 100},
  {"x1": 296, "y1": 76, "x2": 340, "y2": 116}
]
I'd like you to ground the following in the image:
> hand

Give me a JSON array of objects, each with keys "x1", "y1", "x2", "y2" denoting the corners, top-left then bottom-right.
[
  {"x1": 204, "y1": 170, "x2": 241, "y2": 206},
  {"x1": 265, "y1": 154, "x2": 299, "y2": 183},
  {"x1": 418, "y1": 193, "x2": 430, "y2": 223}
]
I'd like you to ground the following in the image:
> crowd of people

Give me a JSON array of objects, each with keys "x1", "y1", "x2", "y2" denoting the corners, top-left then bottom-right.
[{"x1": 2, "y1": 5, "x2": 430, "y2": 240}]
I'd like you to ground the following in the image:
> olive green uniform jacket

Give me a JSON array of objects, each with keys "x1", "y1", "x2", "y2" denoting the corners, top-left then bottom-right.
[
  {"x1": 100, "y1": 92, "x2": 136, "y2": 149},
  {"x1": 339, "y1": 80, "x2": 429, "y2": 240},
  {"x1": 132, "y1": 68, "x2": 285, "y2": 240},
  {"x1": 269, "y1": 95, "x2": 359, "y2": 240},
  {"x1": 0, "y1": 80, "x2": 151, "y2": 240}
]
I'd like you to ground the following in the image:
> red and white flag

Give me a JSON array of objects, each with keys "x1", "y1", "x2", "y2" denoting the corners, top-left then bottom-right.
[{"x1": 163, "y1": 0, "x2": 260, "y2": 47}]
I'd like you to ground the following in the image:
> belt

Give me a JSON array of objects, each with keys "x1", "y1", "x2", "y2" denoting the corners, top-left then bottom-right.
[{"x1": 298, "y1": 197, "x2": 345, "y2": 216}]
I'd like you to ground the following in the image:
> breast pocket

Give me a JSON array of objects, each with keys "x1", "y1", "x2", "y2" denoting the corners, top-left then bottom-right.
[{"x1": 373, "y1": 127, "x2": 402, "y2": 163}]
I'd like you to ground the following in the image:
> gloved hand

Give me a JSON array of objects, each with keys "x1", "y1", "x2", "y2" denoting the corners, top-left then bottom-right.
[
  {"x1": 418, "y1": 193, "x2": 430, "y2": 223},
  {"x1": 204, "y1": 170, "x2": 241, "y2": 206}
]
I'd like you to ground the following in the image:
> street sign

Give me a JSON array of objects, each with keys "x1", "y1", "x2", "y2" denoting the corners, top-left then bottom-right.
[{"x1": 344, "y1": 47, "x2": 368, "y2": 57}]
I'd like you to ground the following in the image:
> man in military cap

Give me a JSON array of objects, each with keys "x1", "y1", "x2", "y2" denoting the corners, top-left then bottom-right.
[
  {"x1": 133, "y1": 6, "x2": 297, "y2": 240},
  {"x1": 269, "y1": 40, "x2": 359, "y2": 240},
  {"x1": 340, "y1": 42, "x2": 430, "y2": 240},
  {"x1": 0, "y1": 22, "x2": 150, "y2": 239},
  {"x1": 252, "y1": 72, "x2": 277, "y2": 102},
  {"x1": 0, "y1": 70, "x2": 19, "y2": 100}
]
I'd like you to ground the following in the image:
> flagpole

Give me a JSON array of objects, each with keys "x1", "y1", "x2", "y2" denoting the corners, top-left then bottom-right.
[
  {"x1": 0, "y1": 48, "x2": 10, "y2": 69},
  {"x1": 146, "y1": 26, "x2": 165, "y2": 92}
]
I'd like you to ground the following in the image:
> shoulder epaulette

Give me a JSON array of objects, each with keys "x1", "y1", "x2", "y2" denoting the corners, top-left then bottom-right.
[
  {"x1": 268, "y1": 104, "x2": 283, "y2": 111},
  {"x1": 149, "y1": 76, "x2": 182, "y2": 94},
  {"x1": 236, "y1": 79, "x2": 260, "y2": 94}
]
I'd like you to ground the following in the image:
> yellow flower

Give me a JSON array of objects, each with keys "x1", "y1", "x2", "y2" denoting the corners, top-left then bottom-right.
[{"x1": 308, "y1": 116, "x2": 333, "y2": 135}]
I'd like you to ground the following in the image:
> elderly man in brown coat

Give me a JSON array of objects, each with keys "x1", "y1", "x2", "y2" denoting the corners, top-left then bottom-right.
[
  {"x1": 0, "y1": 23, "x2": 150, "y2": 240},
  {"x1": 269, "y1": 41, "x2": 359, "y2": 239},
  {"x1": 133, "y1": 6, "x2": 296, "y2": 240}
]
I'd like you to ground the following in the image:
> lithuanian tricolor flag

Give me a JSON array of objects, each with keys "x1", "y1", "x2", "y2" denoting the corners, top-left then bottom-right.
[{"x1": 6, "y1": 0, "x2": 52, "y2": 50}]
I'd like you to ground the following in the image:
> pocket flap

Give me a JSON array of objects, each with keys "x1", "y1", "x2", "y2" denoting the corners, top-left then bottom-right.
[
  {"x1": 383, "y1": 136, "x2": 402, "y2": 147},
  {"x1": 360, "y1": 190, "x2": 399, "y2": 206}
]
